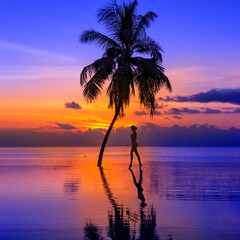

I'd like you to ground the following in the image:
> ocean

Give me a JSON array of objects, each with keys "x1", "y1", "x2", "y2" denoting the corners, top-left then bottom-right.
[{"x1": 0, "y1": 147, "x2": 240, "y2": 240}]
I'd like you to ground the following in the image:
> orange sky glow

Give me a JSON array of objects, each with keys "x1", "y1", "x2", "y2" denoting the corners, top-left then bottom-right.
[{"x1": 1, "y1": 65, "x2": 239, "y2": 131}]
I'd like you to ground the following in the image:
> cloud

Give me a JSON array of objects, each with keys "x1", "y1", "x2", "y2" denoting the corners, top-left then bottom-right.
[
  {"x1": 173, "y1": 116, "x2": 182, "y2": 119},
  {"x1": 160, "y1": 88, "x2": 240, "y2": 105},
  {"x1": 202, "y1": 108, "x2": 222, "y2": 114},
  {"x1": 222, "y1": 107, "x2": 235, "y2": 110},
  {"x1": 232, "y1": 108, "x2": 240, "y2": 113},
  {"x1": 1, "y1": 124, "x2": 240, "y2": 146},
  {"x1": 135, "y1": 110, "x2": 161, "y2": 116},
  {"x1": 154, "y1": 111, "x2": 161, "y2": 115},
  {"x1": 164, "y1": 107, "x2": 240, "y2": 115},
  {"x1": 154, "y1": 102, "x2": 167, "y2": 109},
  {"x1": 135, "y1": 111, "x2": 147, "y2": 116},
  {"x1": 55, "y1": 122, "x2": 78, "y2": 130},
  {"x1": 65, "y1": 101, "x2": 82, "y2": 110},
  {"x1": 165, "y1": 108, "x2": 201, "y2": 115},
  {"x1": 0, "y1": 40, "x2": 76, "y2": 62}
]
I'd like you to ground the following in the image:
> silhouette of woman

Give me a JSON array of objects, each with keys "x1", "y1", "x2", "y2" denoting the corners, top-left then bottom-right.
[
  {"x1": 129, "y1": 168, "x2": 147, "y2": 208},
  {"x1": 129, "y1": 125, "x2": 142, "y2": 168}
]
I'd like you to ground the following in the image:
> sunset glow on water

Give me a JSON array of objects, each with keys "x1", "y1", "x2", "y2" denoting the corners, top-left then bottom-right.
[{"x1": 0, "y1": 147, "x2": 240, "y2": 240}]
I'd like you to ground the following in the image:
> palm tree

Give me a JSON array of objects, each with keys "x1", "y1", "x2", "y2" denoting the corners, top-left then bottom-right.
[{"x1": 80, "y1": 0, "x2": 171, "y2": 167}]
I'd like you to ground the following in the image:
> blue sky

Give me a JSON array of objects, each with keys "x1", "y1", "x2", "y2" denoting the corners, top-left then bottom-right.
[
  {"x1": 1, "y1": 0, "x2": 240, "y2": 69},
  {"x1": 0, "y1": 0, "x2": 240, "y2": 139}
]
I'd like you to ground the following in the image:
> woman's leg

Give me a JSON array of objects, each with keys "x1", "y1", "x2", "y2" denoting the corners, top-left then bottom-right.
[
  {"x1": 129, "y1": 149, "x2": 133, "y2": 168},
  {"x1": 135, "y1": 149, "x2": 142, "y2": 167}
]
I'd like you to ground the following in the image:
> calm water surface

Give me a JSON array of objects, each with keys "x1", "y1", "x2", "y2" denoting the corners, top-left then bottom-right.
[{"x1": 0, "y1": 147, "x2": 240, "y2": 240}]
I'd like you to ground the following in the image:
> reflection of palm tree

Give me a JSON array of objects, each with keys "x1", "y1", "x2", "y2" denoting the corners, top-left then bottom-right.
[
  {"x1": 83, "y1": 167, "x2": 163, "y2": 239},
  {"x1": 139, "y1": 208, "x2": 159, "y2": 240},
  {"x1": 84, "y1": 221, "x2": 104, "y2": 240},
  {"x1": 129, "y1": 169, "x2": 146, "y2": 208},
  {"x1": 99, "y1": 167, "x2": 132, "y2": 240},
  {"x1": 84, "y1": 167, "x2": 171, "y2": 239},
  {"x1": 79, "y1": 0, "x2": 172, "y2": 167}
]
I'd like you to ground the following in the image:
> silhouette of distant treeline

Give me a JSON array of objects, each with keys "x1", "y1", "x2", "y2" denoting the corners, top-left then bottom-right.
[{"x1": 1, "y1": 124, "x2": 240, "y2": 147}]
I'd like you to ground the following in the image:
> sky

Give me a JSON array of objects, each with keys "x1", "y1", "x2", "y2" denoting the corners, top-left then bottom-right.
[{"x1": 0, "y1": 0, "x2": 240, "y2": 145}]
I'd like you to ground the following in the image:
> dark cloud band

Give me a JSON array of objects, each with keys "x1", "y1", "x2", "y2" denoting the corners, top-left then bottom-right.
[
  {"x1": 164, "y1": 107, "x2": 240, "y2": 115},
  {"x1": 1, "y1": 124, "x2": 240, "y2": 147},
  {"x1": 160, "y1": 88, "x2": 240, "y2": 105}
]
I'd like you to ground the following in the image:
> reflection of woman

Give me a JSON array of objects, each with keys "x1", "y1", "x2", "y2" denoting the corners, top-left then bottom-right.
[
  {"x1": 129, "y1": 168, "x2": 147, "y2": 208},
  {"x1": 129, "y1": 125, "x2": 142, "y2": 168}
]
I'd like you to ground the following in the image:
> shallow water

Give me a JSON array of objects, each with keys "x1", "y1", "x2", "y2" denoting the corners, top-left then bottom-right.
[{"x1": 0, "y1": 147, "x2": 240, "y2": 240}]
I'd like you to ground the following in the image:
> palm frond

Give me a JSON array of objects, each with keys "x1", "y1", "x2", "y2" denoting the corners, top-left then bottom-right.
[
  {"x1": 80, "y1": 63, "x2": 95, "y2": 86},
  {"x1": 102, "y1": 47, "x2": 122, "y2": 58},
  {"x1": 83, "y1": 68, "x2": 111, "y2": 102},
  {"x1": 123, "y1": 0, "x2": 137, "y2": 29},
  {"x1": 133, "y1": 36, "x2": 163, "y2": 63},
  {"x1": 97, "y1": 1, "x2": 123, "y2": 34},
  {"x1": 132, "y1": 57, "x2": 171, "y2": 91},
  {"x1": 80, "y1": 30, "x2": 120, "y2": 49},
  {"x1": 133, "y1": 11, "x2": 157, "y2": 40},
  {"x1": 127, "y1": 0, "x2": 138, "y2": 18},
  {"x1": 80, "y1": 57, "x2": 115, "y2": 86},
  {"x1": 107, "y1": 59, "x2": 134, "y2": 115},
  {"x1": 132, "y1": 57, "x2": 171, "y2": 115},
  {"x1": 97, "y1": 0, "x2": 118, "y2": 22}
]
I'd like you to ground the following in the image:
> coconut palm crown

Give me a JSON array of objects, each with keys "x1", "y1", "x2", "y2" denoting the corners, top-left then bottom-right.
[{"x1": 80, "y1": 0, "x2": 171, "y2": 167}]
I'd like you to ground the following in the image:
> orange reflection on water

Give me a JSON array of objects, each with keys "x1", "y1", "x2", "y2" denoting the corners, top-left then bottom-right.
[{"x1": 1, "y1": 147, "x2": 240, "y2": 239}]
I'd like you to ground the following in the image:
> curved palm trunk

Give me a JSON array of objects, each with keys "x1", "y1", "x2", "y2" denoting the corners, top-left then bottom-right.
[{"x1": 97, "y1": 106, "x2": 120, "y2": 167}]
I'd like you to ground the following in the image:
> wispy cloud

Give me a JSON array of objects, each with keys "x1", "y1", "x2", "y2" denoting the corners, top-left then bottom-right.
[
  {"x1": 134, "y1": 110, "x2": 161, "y2": 116},
  {"x1": 0, "y1": 40, "x2": 76, "y2": 62},
  {"x1": 55, "y1": 122, "x2": 78, "y2": 130},
  {"x1": 173, "y1": 115, "x2": 182, "y2": 119},
  {"x1": 155, "y1": 102, "x2": 167, "y2": 109},
  {"x1": 135, "y1": 111, "x2": 147, "y2": 116},
  {"x1": 0, "y1": 66, "x2": 80, "y2": 82},
  {"x1": 165, "y1": 108, "x2": 201, "y2": 115}
]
